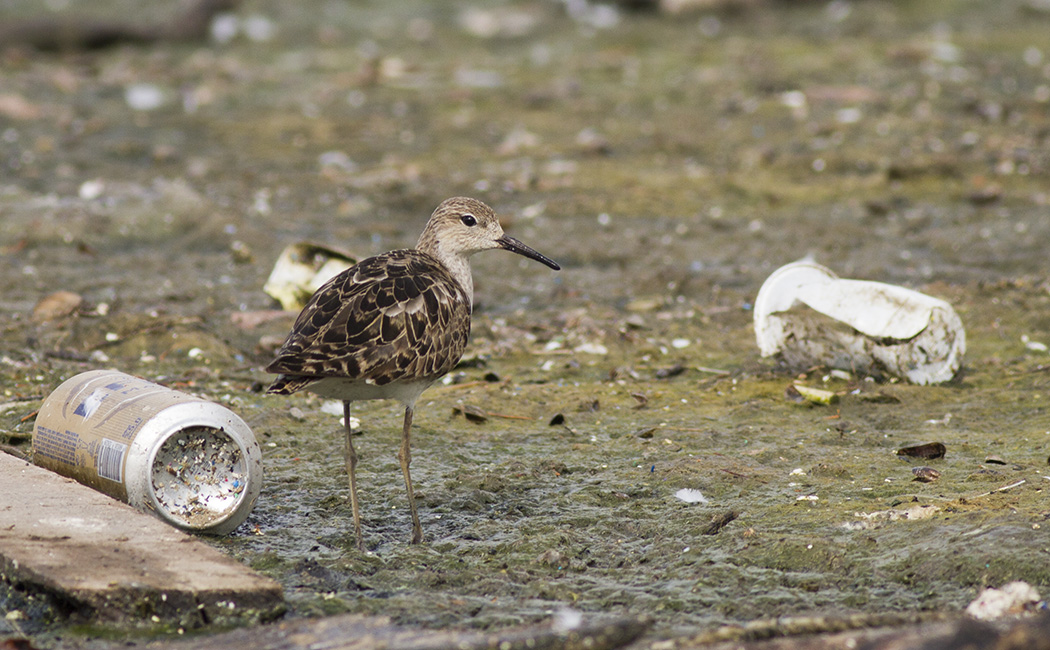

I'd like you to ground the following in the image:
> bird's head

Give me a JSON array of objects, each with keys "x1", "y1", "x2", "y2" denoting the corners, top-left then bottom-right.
[{"x1": 418, "y1": 197, "x2": 560, "y2": 270}]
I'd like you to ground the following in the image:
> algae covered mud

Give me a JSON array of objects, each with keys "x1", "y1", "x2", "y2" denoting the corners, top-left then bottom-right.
[{"x1": 2, "y1": 0, "x2": 1050, "y2": 644}]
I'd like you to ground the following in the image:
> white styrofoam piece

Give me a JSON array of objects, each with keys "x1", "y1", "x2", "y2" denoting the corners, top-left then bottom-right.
[{"x1": 754, "y1": 260, "x2": 965, "y2": 384}]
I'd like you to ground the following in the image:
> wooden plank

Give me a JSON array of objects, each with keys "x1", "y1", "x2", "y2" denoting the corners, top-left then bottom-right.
[{"x1": 0, "y1": 452, "x2": 284, "y2": 625}]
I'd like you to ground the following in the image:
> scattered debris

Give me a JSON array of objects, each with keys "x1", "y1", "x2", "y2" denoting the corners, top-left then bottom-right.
[
  {"x1": 209, "y1": 12, "x2": 276, "y2": 44},
  {"x1": 696, "y1": 366, "x2": 731, "y2": 377},
  {"x1": 33, "y1": 370, "x2": 262, "y2": 534},
  {"x1": 754, "y1": 260, "x2": 965, "y2": 384},
  {"x1": 633, "y1": 426, "x2": 657, "y2": 439},
  {"x1": 842, "y1": 505, "x2": 941, "y2": 530},
  {"x1": 229, "y1": 239, "x2": 255, "y2": 264},
  {"x1": 576, "y1": 127, "x2": 611, "y2": 155},
  {"x1": 264, "y1": 242, "x2": 357, "y2": 312},
  {"x1": 458, "y1": 7, "x2": 541, "y2": 39},
  {"x1": 453, "y1": 405, "x2": 489, "y2": 424},
  {"x1": 966, "y1": 581, "x2": 1041, "y2": 620},
  {"x1": 31, "y1": 291, "x2": 84, "y2": 323},
  {"x1": 700, "y1": 510, "x2": 738, "y2": 535},
  {"x1": 974, "y1": 479, "x2": 1026, "y2": 498},
  {"x1": 125, "y1": 83, "x2": 166, "y2": 111},
  {"x1": 896, "y1": 442, "x2": 947, "y2": 460},
  {"x1": 858, "y1": 390, "x2": 902, "y2": 404},
  {"x1": 785, "y1": 383, "x2": 838, "y2": 405},
  {"x1": 319, "y1": 400, "x2": 345, "y2": 417},
  {"x1": 578, "y1": 399, "x2": 600, "y2": 412},
  {"x1": 912, "y1": 466, "x2": 941, "y2": 483},
  {"x1": 152, "y1": 427, "x2": 251, "y2": 529},
  {"x1": 452, "y1": 406, "x2": 533, "y2": 423},
  {"x1": 573, "y1": 341, "x2": 609, "y2": 355},
  {"x1": 560, "y1": 0, "x2": 621, "y2": 30},
  {"x1": 655, "y1": 364, "x2": 686, "y2": 379},
  {"x1": 536, "y1": 549, "x2": 565, "y2": 567},
  {"x1": 552, "y1": 607, "x2": 584, "y2": 632},
  {"x1": 674, "y1": 488, "x2": 708, "y2": 504}
]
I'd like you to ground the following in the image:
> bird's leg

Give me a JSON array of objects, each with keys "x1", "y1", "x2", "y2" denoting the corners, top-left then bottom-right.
[
  {"x1": 343, "y1": 401, "x2": 363, "y2": 551},
  {"x1": 398, "y1": 405, "x2": 423, "y2": 544}
]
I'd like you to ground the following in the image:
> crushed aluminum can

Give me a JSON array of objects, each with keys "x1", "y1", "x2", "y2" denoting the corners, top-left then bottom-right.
[
  {"x1": 753, "y1": 260, "x2": 965, "y2": 385},
  {"x1": 32, "y1": 370, "x2": 263, "y2": 535}
]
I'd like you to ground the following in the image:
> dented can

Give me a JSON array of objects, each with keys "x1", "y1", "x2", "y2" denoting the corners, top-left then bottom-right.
[{"x1": 32, "y1": 370, "x2": 263, "y2": 535}]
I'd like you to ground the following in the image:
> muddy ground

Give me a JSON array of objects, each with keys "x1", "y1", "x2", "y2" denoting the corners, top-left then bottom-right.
[{"x1": 2, "y1": 0, "x2": 1050, "y2": 646}]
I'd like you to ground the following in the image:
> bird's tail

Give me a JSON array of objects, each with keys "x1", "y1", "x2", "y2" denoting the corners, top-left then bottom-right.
[{"x1": 266, "y1": 374, "x2": 318, "y2": 395}]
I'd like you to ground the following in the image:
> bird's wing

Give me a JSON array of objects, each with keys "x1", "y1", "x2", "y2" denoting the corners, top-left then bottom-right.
[{"x1": 265, "y1": 249, "x2": 471, "y2": 387}]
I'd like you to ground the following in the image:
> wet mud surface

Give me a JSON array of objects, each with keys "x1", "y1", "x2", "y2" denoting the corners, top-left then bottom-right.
[{"x1": 2, "y1": 0, "x2": 1050, "y2": 645}]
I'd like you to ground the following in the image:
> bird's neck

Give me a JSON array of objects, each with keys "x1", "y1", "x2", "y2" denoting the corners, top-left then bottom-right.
[
  {"x1": 417, "y1": 232, "x2": 474, "y2": 307},
  {"x1": 439, "y1": 253, "x2": 474, "y2": 307}
]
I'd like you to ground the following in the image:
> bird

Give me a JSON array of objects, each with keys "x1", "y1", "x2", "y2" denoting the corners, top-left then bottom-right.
[{"x1": 265, "y1": 197, "x2": 560, "y2": 548}]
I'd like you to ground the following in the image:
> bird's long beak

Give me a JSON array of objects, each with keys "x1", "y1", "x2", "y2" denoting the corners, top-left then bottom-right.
[{"x1": 498, "y1": 235, "x2": 561, "y2": 270}]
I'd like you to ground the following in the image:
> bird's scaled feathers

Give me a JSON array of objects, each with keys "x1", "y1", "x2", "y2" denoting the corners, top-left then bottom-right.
[{"x1": 266, "y1": 248, "x2": 471, "y2": 395}]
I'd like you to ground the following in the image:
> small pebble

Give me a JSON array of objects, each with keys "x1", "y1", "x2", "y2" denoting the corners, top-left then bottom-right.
[
  {"x1": 210, "y1": 13, "x2": 239, "y2": 43},
  {"x1": 229, "y1": 240, "x2": 254, "y2": 264},
  {"x1": 125, "y1": 83, "x2": 166, "y2": 111},
  {"x1": 242, "y1": 14, "x2": 276, "y2": 42},
  {"x1": 574, "y1": 342, "x2": 608, "y2": 355},
  {"x1": 912, "y1": 466, "x2": 941, "y2": 483},
  {"x1": 79, "y1": 179, "x2": 104, "y2": 200}
]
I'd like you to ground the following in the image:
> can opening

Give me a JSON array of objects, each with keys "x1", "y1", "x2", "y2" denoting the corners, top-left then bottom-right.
[{"x1": 150, "y1": 426, "x2": 248, "y2": 528}]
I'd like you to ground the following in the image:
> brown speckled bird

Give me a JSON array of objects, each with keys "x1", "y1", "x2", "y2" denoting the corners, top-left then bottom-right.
[{"x1": 266, "y1": 197, "x2": 560, "y2": 548}]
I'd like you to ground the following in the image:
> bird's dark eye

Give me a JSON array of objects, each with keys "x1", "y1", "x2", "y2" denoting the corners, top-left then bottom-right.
[{"x1": 460, "y1": 214, "x2": 478, "y2": 227}]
